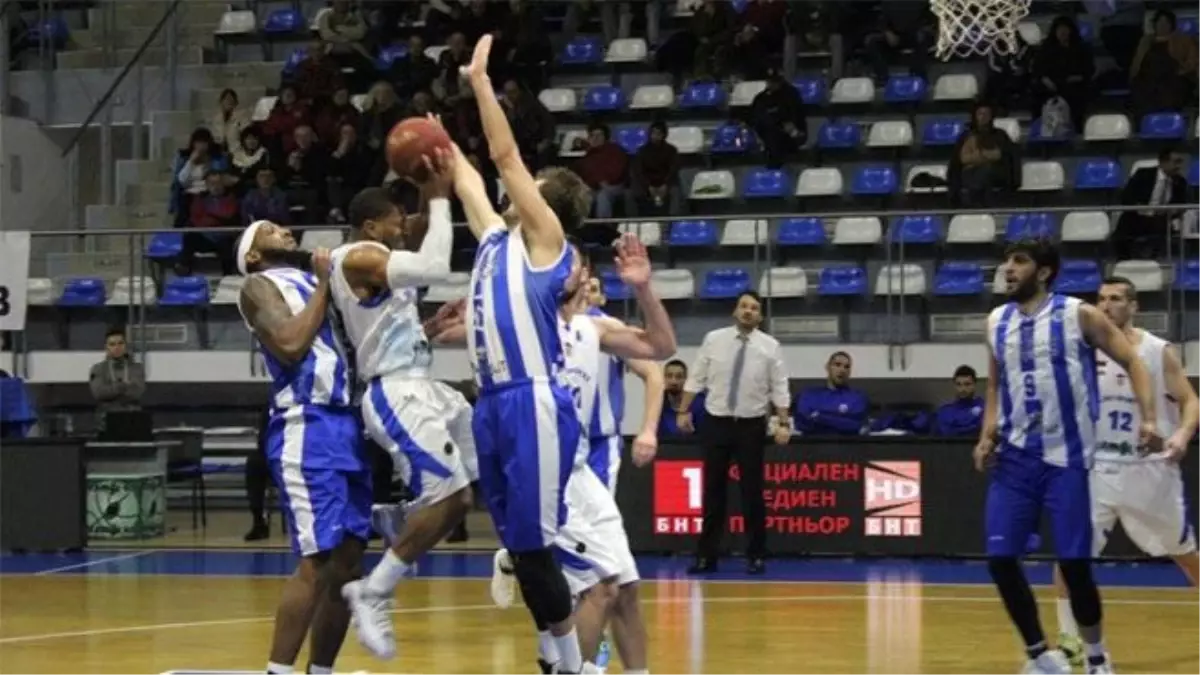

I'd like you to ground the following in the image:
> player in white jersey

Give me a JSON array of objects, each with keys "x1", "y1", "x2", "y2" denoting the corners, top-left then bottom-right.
[
  {"x1": 974, "y1": 239, "x2": 1160, "y2": 675},
  {"x1": 234, "y1": 220, "x2": 366, "y2": 675},
  {"x1": 1052, "y1": 275, "x2": 1199, "y2": 663}
]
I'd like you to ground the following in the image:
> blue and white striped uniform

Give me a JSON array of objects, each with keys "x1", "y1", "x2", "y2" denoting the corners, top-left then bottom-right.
[
  {"x1": 585, "y1": 307, "x2": 626, "y2": 493},
  {"x1": 466, "y1": 224, "x2": 581, "y2": 552},
  {"x1": 983, "y1": 294, "x2": 1101, "y2": 559},
  {"x1": 239, "y1": 266, "x2": 370, "y2": 557}
]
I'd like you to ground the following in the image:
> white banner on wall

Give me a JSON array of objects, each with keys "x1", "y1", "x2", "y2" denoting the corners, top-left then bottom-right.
[{"x1": 0, "y1": 231, "x2": 31, "y2": 330}]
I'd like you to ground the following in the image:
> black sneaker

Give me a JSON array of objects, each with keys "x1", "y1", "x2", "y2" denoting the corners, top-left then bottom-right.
[
  {"x1": 243, "y1": 522, "x2": 269, "y2": 542},
  {"x1": 537, "y1": 658, "x2": 556, "y2": 674}
]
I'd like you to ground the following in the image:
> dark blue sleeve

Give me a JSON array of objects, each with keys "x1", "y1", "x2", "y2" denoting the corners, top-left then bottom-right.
[
  {"x1": 818, "y1": 390, "x2": 869, "y2": 435},
  {"x1": 935, "y1": 403, "x2": 982, "y2": 437},
  {"x1": 793, "y1": 388, "x2": 822, "y2": 433}
]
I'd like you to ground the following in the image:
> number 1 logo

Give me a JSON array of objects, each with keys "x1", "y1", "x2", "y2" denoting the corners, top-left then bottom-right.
[{"x1": 653, "y1": 460, "x2": 704, "y2": 516}]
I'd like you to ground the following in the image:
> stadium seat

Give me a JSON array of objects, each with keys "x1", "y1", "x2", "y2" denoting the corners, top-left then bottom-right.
[
  {"x1": 582, "y1": 85, "x2": 625, "y2": 112},
  {"x1": 816, "y1": 121, "x2": 861, "y2": 149},
  {"x1": 1029, "y1": 117, "x2": 1071, "y2": 142},
  {"x1": 108, "y1": 276, "x2": 156, "y2": 306},
  {"x1": 1111, "y1": 260, "x2": 1164, "y2": 292},
  {"x1": 830, "y1": 77, "x2": 874, "y2": 104},
  {"x1": 991, "y1": 266, "x2": 1010, "y2": 294},
  {"x1": 650, "y1": 269, "x2": 695, "y2": 299},
  {"x1": 1005, "y1": 212, "x2": 1056, "y2": 240},
  {"x1": 741, "y1": 169, "x2": 788, "y2": 199},
  {"x1": 560, "y1": 36, "x2": 604, "y2": 65},
  {"x1": 300, "y1": 229, "x2": 344, "y2": 251},
  {"x1": 667, "y1": 220, "x2": 719, "y2": 246},
  {"x1": 874, "y1": 264, "x2": 928, "y2": 296},
  {"x1": 263, "y1": 8, "x2": 305, "y2": 33},
  {"x1": 933, "y1": 262, "x2": 985, "y2": 296},
  {"x1": 605, "y1": 38, "x2": 647, "y2": 63},
  {"x1": 922, "y1": 119, "x2": 966, "y2": 146},
  {"x1": 1127, "y1": 158, "x2": 1157, "y2": 176},
  {"x1": 425, "y1": 272, "x2": 470, "y2": 303},
  {"x1": 776, "y1": 217, "x2": 826, "y2": 246},
  {"x1": 212, "y1": 277, "x2": 244, "y2": 305},
  {"x1": 791, "y1": 77, "x2": 827, "y2": 105},
  {"x1": 27, "y1": 278, "x2": 54, "y2": 306},
  {"x1": 558, "y1": 130, "x2": 588, "y2": 157},
  {"x1": 252, "y1": 96, "x2": 276, "y2": 122},
  {"x1": 688, "y1": 171, "x2": 735, "y2": 199},
  {"x1": 1073, "y1": 158, "x2": 1122, "y2": 190},
  {"x1": 1180, "y1": 16, "x2": 1199, "y2": 37},
  {"x1": 1060, "y1": 211, "x2": 1111, "y2": 242},
  {"x1": 667, "y1": 126, "x2": 704, "y2": 154},
  {"x1": 629, "y1": 85, "x2": 674, "y2": 110},
  {"x1": 818, "y1": 266, "x2": 867, "y2": 295},
  {"x1": 701, "y1": 268, "x2": 752, "y2": 299},
  {"x1": 795, "y1": 168, "x2": 843, "y2": 197},
  {"x1": 376, "y1": 43, "x2": 410, "y2": 70},
  {"x1": 905, "y1": 164, "x2": 948, "y2": 193},
  {"x1": 678, "y1": 82, "x2": 726, "y2": 109},
  {"x1": 1053, "y1": 260, "x2": 1102, "y2": 294},
  {"x1": 866, "y1": 120, "x2": 914, "y2": 148},
  {"x1": 146, "y1": 232, "x2": 183, "y2": 259},
  {"x1": 1017, "y1": 21, "x2": 1043, "y2": 44},
  {"x1": 946, "y1": 214, "x2": 997, "y2": 243},
  {"x1": 721, "y1": 219, "x2": 767, "y2": 246},
  {"x1": 1082, "y1": 114, "x2": 1131, "y2": 142},
  {"x1": 1019, "y1": 161, "x2": 1066, "y2": 192},
  {"x1": 614, "y1": 126, "x2": 648, "y2": 154},
  {"x1": 1140, "y1": 112, "x2": 1186, "y2": 140},
  {"x1": 1190, "y1": 158, "x2": 1199, "y2": 187},
  {"x1": 730, "y1": 80, "x2": 767, "y2": 107},
  {"x1": 160, "y1": 276, "x2": 210, "y2": 306},
  {"x1": 709, "y1": 123, "x2": 758, "y2": 154},
  {"x1": 882, "y1": 75, "x2": 927, "y2": 103},
  {"x1": 993, "y1": 117, "x2": 1022, "y2": 143},
  {"x1": 28, "y1": 16, "x2": 69, "y2": 48},
  {"x1": 758, "y1": 267, "x2": 808, "y2": 297},
  {"x1": 58, "y1": 278, "x2": 105, "y2": 307},
  {"x1": 424, "y1": 45, "x2": 448, "y2": 62},
  {"x1": 539, "y1": 88, "x2": 577, "y2": 113},
  {"x1": 281, "y1": 48, "x2": 308, "y2": 77},
  {"x1": 215, "y1": 10, "x2": 256, "y2": 35},
  {"x1": 600, "y1": 271, "x2": 632, "y2": 301},
  {"x1": 1176, "y1": 259, "x2": 1200, "y2": 291},
  {"x1": 618, "y1": 221, "x2": 662, "y2": 247},
  {"x1": 832, "y1": 217, "x2": 883, "y2": 245},
  {"x1": 850, "y1": 166, "x2": 898, "y2": 195},
  {"x1": 932, "y1": 74, "x2": 978, "y2": 101},
  {"x1": 889, "y1": 215, "x2": 943, "y2": 244}
]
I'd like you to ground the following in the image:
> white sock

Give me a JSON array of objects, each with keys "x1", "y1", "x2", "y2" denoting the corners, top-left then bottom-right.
[
  {"x1": 307, "y1": 666, "x2": 333, "y2": 675},
  {"x1": 365, "y1": 549, "x2": 410, "y2": 596},
  {"x1": 1056, "y1": 598, "x2": 1079, "y2": 637},
  {"x1": 537, "y1": 630, "x2": 561, "y2": 664},
  {"x1": 552, "y1": 628, "x2": 583, "y2": 673},
  {"x1": 266, "y1": 662, "x2": 294, "y2": 674}
]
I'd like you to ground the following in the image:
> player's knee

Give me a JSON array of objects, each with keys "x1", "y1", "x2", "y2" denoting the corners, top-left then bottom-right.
[
  {"x1": 582, "y1": 577, "x2": 619, "y2": 609},
  {"x1": 449, "y1": 485, "x2": 474, "y2": 518},
  {"x1": 512, "y1": 548, "x2": 573, "y2": 625}
]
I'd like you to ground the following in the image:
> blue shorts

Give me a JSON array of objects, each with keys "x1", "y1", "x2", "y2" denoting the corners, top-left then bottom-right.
[
  {"x1": 984, "y1": 446, "x2": 1093, "y2": 559},
  {"x1": 265, "y1": 406, "x2": 372, "y2": 557},
  {"x1": 473, "y1": 379, "x2": 580, "y2": 552},
  {"x1": 587, "y1": 435, "x2": 622, "y2": 494}
]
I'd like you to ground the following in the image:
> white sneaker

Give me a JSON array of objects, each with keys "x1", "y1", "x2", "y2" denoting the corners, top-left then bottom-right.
[
  {"x1": 491, "y1": 548, "x2": 516, "y2": 608},
  {"x1": 1086, "y1": 654, "x2": 1115, "y2": 674},
  {"x1": 341, "y1": 579, "x2": 397, "y2": 660},
  {"x1": 1022, "y1": 649, "x2": 1072, "y2": 674}
]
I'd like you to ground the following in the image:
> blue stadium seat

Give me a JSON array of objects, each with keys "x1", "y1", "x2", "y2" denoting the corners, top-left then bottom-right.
[
  {"x1": 849, "y1": 166, "x2": 898, "y2": 195},
  {"x1": 1073, "y1": 158, "x2": 1121, "y2": 190},
  {"x1": 678, "y1": 82, "x2": 726, "y2": 109},
  {"x1": 791, "y1": 77, "x2": 827, "y2": 105},
  {"x1": 282, "y1": 47, "x2": 309, "y2": 76},
  {"x1": 1028, "y1": 117, "x2": 1071, "y2": 142},
  {"x1": 1077, "y1": 21, "x2": 1095, "y2": 41},
  {"x1": 933, "y1": 262, "x2": 985, "y2": 296},
  {"x1": 1176, "y1": 260, "x2": 1200, "y2": 291},
  {"x1": 922, "y1": 119, "x2": 965, "y2": 146},
  {"x1": 146, "y1": 232, "x2": 183, "y2": 259},
  {"x1": 710, "y1": 123, "x2": 758, "y2": 154},
  {"x1": 776, "y1": 217, "x2": 826, "y2": 246},
  {"x1": 1190, "y1": 158, "x2": 1199, "y2": 187},
  {"x1": 816, "y1": 122, "x2": 861, "y2": 149},
  {"x1": 28, "y1": 16, "x2": 69, "y2": 48},
  {"x1": 818, "y1": 266, "x2": 867, "y2": 296},
  {"x1": 741, "y1": 169, "x2": 788, "y2": 199},
  {"x1": 889, "y1": 215, "x2": 944, "y2": 244},
  {"x1": 1054, "y1": 260, "x2": 1101, "y2": 294},
  {"x1": 58, "y1": 278, "x2": 106, "y2": 307},
  {"x1": 601, "y1": 271, "x2": 632, "y2": 300},
  {"x1": 1139, "y1": 112, "x2": 1186, "y2": 140},
  {"x1": 263, "y1": 8, "x2": 305, "y2": 33},
  {"x1": 160, "y1": 276, "x2": 211, "y2": 306},
  {"x1": 376, "y1": 43, "x2": 410, "y2": 70},
  {"x1": 730, "y1": 0, "x2": 749, "y2": 13},
  {"x1": 582, "y1": 85, "x2": 625, "y2": 112},
  {"x1": 1180, "y1": 16, "x2": 1198, "y2": 37},
  {"x1": 667, "y1": 220, "x2": 719, "y2": 246},
  {"x1": 614, "y1": 126, "x2": 648, "y2": 154},
  {"x1": 560, "y1": 36, "x2": 604, "y2": 65},
  {"x1": 1005, "y1": 212, "x2": 1055, "y2": 241},
  {"x1": 882, "y1": 75, "x2": 927, "y2": 103},
  {"x1": 700, "y1": 268, "x2": 751, "y2": 299}
]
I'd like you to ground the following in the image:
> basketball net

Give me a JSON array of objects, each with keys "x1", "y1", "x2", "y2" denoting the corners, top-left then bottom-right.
[{"x1": 929, "y1": 0, "x2": 1032, "y2": 59}]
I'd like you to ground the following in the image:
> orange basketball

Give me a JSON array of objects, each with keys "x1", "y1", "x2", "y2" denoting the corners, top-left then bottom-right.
[{"x1": 385, "y1": 117, "x2": 452, "y2": 182}]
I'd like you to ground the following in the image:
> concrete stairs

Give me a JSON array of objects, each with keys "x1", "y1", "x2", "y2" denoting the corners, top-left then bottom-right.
[{"x1": 58, "y1": 1, "x2": 230, "y2": 70}]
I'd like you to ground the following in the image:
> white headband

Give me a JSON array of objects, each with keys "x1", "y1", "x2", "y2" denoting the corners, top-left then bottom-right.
[{"x1": 236, "y1": 220, "x2": 269, "y2": 276}]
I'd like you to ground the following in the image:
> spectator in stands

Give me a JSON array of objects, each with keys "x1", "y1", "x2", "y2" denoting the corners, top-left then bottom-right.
[
  {"x1": 563, "y1": 0, "x2": 621, "y2": 45},
  {"x1": 327, "y1": 123, "x2": 374, "y2": 222},
  {"x1": 947, "y1": 101, "x2": 1018, "y2": 207},
  {"x1": 1031, "y1": 16, "x2": 1095, "y2": 134},
  {"x1": 89, "y1": 328, "x2": 146, "y2": 433},
  {"x1": 1129, "y1": 9, "x2": 1198, "y2": 120},
  {"x1": 982, "y1": 33, "x2": 1032, "y2": 112},
  {"x1": 729, "y1": 0, "x2": 788, "y2": 79},
  {"x1": 292, "y1": 43, "x2": 346, "y2": 111},
  {"x1": 934, "y1": 365, "x2": 985, "y2": 437},
  {"x1": 573, "y1": 122, "x2": 631, "y2": 220},
  {"x1": 1114, "y1": 145, "x2": 1189, "y2": 260},
  {"x1": 315, "y1": 0, "x2": 375, "y2": 90},
  {"x1": 170, "y1": 128, "x2": 229, "y2": 228},
  {"x1": 689, "y1": 0, "x2": 736, "y2": 80},
  {"x1": 262, "y1": 85, "x2": 311, "y2": 156},
  {"x1": 180, "y1": 171, "x2": 240, "y2": 275},
  {"x1": 790, "y1": 0, "x2": 834, "y2": 52},
  {"x1": 314, "y1": 85, "x2": 362, "y2": 148},
  {"x1": 206, "y1": 89, "x2": 251, "y2": 155},
  {"x1": 501, "y1": 79, "x2": 556, "y2": 170},
  {"x1": 231, "y1": 126, "x2": 270, "y2": 194},
  {"x1": 862, "y1": 0, "x2": 932, "y2": 84},
  {"x1": 245, "y1": 406, "x2": 271, "y2": 541},
  {"x1": 748, "y1": 67, "x2": 808, "y2": 169},
  {"x1": 659, "y1": 358, "x2": 706, "y2": 437},
  {"x1": 393, "y1": 34, "x2": 439, "y2": 97},
  {"x1": 406, "y1": 90, "x2": 439, "y2": 118},
  {"x1": 434, "y1": 31, "x2": 473, "y2": 104},
  {"x1": 241, "y1": 168, "x2": 291, "y2": 226},
  {"x1": 631, "y1": 120, "x2": 682, "y2": 217},
  {"x1": 360, "y1": 81, "x2": 404, "y2": 154},
  {"x1": 793, "y1": 351, "x2": 869, "y2": 436},
  {"x1": 458, "y1": 0, "x2": 502, "y2": 45},
  {"x1": 424, "y1": 0, "x2": 466, "y2": 42},
  {"x1": 280, "y1": 125, "x2": 329, "y2": 224},
  {"x1": 495, "y1": 0, "x2": 552, "y2": 89}
]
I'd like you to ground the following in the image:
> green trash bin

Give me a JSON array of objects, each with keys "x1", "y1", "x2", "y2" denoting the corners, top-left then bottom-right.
[{"x1": 86, "y1": 473, "x2": 166, "y2": 539}]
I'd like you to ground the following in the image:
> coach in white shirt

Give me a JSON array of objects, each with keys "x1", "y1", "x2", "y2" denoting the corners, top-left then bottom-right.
[{"x1": 676, "y1": 291, "x2": 791, "y2": 575}]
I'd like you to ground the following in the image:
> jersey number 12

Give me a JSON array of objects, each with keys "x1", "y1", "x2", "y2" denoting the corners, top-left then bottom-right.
[{"x1": 1107, "y1": 410, "x2": 1133, "y2": 432}]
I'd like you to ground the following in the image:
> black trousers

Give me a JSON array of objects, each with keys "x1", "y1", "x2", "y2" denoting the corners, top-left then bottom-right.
[{"x1": 696, "y1": 414, "x2": 768, "y2": 560}]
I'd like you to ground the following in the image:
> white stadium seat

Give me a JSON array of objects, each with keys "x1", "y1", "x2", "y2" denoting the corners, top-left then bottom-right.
[
  {"x1": 558, "y1": 129, "x2": 588, "y2": 158},
  {"x1": 605, "y1": 38, "x2": 648, "y2": 63},
  {"x1": 300, "y1": 229, "x2": 344, "y2": 251},
  {"x1": 730, "y1": 80, "x2": 766, "y2": 107},
  {"x1": 874, "y1": 264, "x2": 928, "y2": 296},
  {"x1": 1061, "y1": 211, "x2": 1111, "y2": 242},
  {"x1": 947, "y1": 214, "x2": 997, "y2": 243},
  {"x1": 1083, "y1": 114, "x2": 1132, "y2": 142},
  {"x1": 1110, "y1": 260, "x2": 1164, "y2": 292},
  {"x1": 350, "y1": 94, "x2": 368, "y2": 112},
  {"x1": 866, "y1": 120, "x2": 914, "y2": 148},
  {"x1": 215, "y1": 10, "x2": 256, "y2": 35},
  {"x1": 832, "y1": 217, "x2": 883, "y2": 245},
  {"x1": 108, "y1": 276, "x2": 156, "y2": 306},
  {"x1": 795, "y1": 168, "x2": 843, "y2": 197},
  {"x1": 252, "y1": 97, "x2": 276, "y2": 122},
  {"x1": 27, "y1": 277, "x2": 55, "y2": 306},
  {"x1": 993, "y1": 117, "x2": 1021, "y2": 143},
  {"x1": 630, "y1": 84, "x2": 674, "y2": 110},
  {"x1": 932, "y1": 74, "x2": 978, "y2": 101},
  {"x1": 992, "y1": 266, "x2": 1008, "y2": 294},
  {"x1": 619, "y1": 222, "x2": 662, "y2": 247},
  {"x1": 1129, "y1": 159, "x2": 1157, "y2": 176},
  {"x1": 720, "y1": 219, "x2": 768, "y2": 246},
  {"x1": 758, "y1": 267, "x2": 808, "y2": 298},
  {"x1": 212, "y1": 276, "x2": 244, "y2": 305},
  {"x1": 830, "y1": 77, "x2": 874, "y2": 104},
  {"x1": 667, "y1": 125, "x2": 704, "y2": 154},
  {"x1": 1020, "y1": 161, "x2": 1065, "y2": 192},
  {"x1": 650, "y1": 269, "x2": 695, "y2": 300},
  {"x1": 538, "y1": 88, "x2": 577, "y2": 113},
  {"x1": 424, "y1": 272, "x2": 470, "y2": 303},
  {"x1": 1017, "y1": 21, "x2": 1043, "y2": 45},
  {"x1": 424, "y1": 45, "x2": 448, "y2": 62},
  {"x1": 905, "y1": 164, "x2": 948, "y2": 193},
  {"x1": 688, "y1": 170, "x2": 735, "y2": 200}
]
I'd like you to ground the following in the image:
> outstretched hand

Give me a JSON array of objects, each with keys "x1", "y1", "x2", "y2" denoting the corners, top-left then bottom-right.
[
  {"x1": 613, "y1": 232, "x2": 652, "y2": 289},
  {"x1": 460, "y1": 33, "x2": 493, "y2": 82}
]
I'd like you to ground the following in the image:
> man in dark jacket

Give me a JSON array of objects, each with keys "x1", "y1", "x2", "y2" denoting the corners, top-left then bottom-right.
[
  {"x1": 935, "y1": 365, "x2": 985, "y2": 437},
  {"x1": 749, "y1": 68, "x2": 808, "y2": 169},
  {"x1": 88, "y1": 328, "x2": 146, "y2": 432},
  {"x1": 1114, "y1": 146, "x2": 1189, "y2": 260}
]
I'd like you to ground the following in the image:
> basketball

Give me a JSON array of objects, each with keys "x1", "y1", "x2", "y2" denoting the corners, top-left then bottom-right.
[{"x1": 386, "y1": 117, "x2": 452, "y2": 182}]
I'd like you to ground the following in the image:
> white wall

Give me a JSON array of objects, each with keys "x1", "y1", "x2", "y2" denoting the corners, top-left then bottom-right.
[{"x1": 0, "y1": 115, "x2": 72, "y2": 232}]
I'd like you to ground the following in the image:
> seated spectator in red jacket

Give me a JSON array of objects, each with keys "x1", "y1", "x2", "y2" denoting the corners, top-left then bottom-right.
[
  {"x1": 631, "y1": 120, "x2": 682, "y2": 216},
  {"x1": 314, "y1": 86, "x2": 362, "y2": 148},
  {"x1": 262, "y1": 85, "x2": 311, "y2": 156},
  {"x1": 241, "y1": 167, "x2": 291, "y2": 226},
  {"x1": 179, "y1": 171, "x2": 240, "y2": 275},
  {"x1": 573, "y1": 122, "x2": 631, "y2": 220},
  {"x1": 292, "y1": 41, "x2": 345, "y2": 108},
  {"x1": 280, "y1": 125, "x2": 329, "y2": 224}
]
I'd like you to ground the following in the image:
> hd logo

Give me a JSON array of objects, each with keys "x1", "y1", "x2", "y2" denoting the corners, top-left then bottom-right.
[{"x1": 863, "y1": 461, "x2": 922, "y2": 537}]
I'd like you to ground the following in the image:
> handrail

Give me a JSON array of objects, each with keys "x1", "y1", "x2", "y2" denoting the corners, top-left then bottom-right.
[{"x1": 60, "y1": 0, "x2": 185, "y2": 158}]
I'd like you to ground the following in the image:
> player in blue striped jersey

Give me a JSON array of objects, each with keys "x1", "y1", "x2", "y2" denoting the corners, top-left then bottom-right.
[
  {"x1": 234, "y1": 220, "x2": 368, "y2": 675},
  {"x1": 974, "y1": 239, "x2": 1159, "y2": 675}
]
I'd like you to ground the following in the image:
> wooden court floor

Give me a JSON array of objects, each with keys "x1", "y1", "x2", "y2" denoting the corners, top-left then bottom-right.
[{"x1": 0, "y1": 552, "x2": 1195, "y2": 674}]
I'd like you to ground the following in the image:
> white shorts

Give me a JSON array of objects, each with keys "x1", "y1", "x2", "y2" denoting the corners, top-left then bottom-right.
[
  {"x1": 1091, "y1": 460, "x2": 1197, "y2": 557},
  {"x1": 554, "y1": 463, "x2": 639, "y2": 596},
  {"x1": 362, "y1": 375, "x2": 478, "y2": 510}
]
